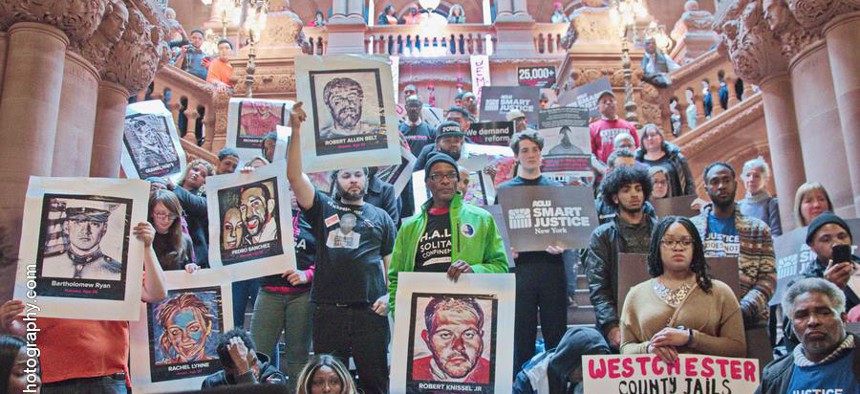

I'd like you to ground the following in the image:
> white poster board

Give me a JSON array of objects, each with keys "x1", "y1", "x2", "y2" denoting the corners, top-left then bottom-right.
[
  {"x1": 295, "y1": 54, "x2": 401, "y2": 172},
  {"x1": 582, "y1": 354, "x2": 759, "y2": 394},
  {"x1": 13, "y1": 177, "x2": 149, "y2": 320},
  {"x1": 130, "y1": 270, "x2": 234, "y2": 393},
  {"x1": 470, "y1": 55, "x2": 491, "y2": 112},
  {"x1": 226, "y1": 98, "x2": 294, "y2": 162},
  {"x1": 206, "y1": 161, "x2": 296, "y2": 281},
  {"x1": 391, "y1": 273, "x2": 515, "y2": 394},
  {"x1": 122, "y1": 100, "x2": 186, "y2": 182}
]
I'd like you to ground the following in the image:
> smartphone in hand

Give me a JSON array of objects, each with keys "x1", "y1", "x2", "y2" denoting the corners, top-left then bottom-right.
[{"x1": 833, "y1": 244, "x2": 853, "y2": 265}]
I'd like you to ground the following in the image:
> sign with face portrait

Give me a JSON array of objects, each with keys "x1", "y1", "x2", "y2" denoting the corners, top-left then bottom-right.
[
  {"x1": 538, "y1": 107, "x2": 592, "y2": 182},
  {"x1": 498, "y1": 185, "x2": 599, "y2": 251},
  {"x1": 296, "y1": 55, "x2": 401, "y2": 172},
  {"x1": 226, "y1": 98, "x2": 293, "y2": 162},
  {"x1": 479, "y1": 86, "x2": 540, "y2": 127},
  {"x1": 206, "y1": 161, "x2": 296, "y2": 281},
  {"x1": 130, "y1": 270, "x2": 233, "y2": 393},
  {"x1": 391, "y1": 273, "x2": 515, "y2": 394},
  {"x1": 582, "y1": 354, "x2": 759, "y2": 393},
  {"x1": 557, "y1": 78, "x2": 612, "y2": 118},
  {"x1": 121, "y1": 100, "x2": 186, "y2": 182},
  {"x1": 13, "y1": 177, "x2": 149, "y2": 321}
]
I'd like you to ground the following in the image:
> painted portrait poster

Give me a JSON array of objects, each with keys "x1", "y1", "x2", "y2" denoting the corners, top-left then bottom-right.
[
  {"x1": 130, "y1": 272, "x2": 234, "y2": 393},
  {"x1": 13, "y1": 177, "x2": 149, "y2": 321},
  {"x1": 206, "y1": 160, "x2": 296, "y2": 282},
  {"x1": 226, "y1": 98, "x2": 293, "y2": 161},
  {"x1": 121, "y1": 100, "x2": 186, "y2": 181},
  {"x1": 296, "y1": 55, "x2": 401, "y2": 172},
  {"x1": 391, "y1": 273, "x2": 515, "y2": 394}
]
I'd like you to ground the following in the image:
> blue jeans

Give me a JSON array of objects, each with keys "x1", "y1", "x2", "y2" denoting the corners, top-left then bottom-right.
[
  {"x1": 42, "y1": 375, "x2": 127, "y2": 394},
  {"x1": 250, "y1": 289, "x2": 313, "y2": 394},
  {"x1": 232, "y1": 278, "x2": 260, "y2": 328},
  {"x1": 313, "y1": 303, "x2": 389, "y2": 394}
]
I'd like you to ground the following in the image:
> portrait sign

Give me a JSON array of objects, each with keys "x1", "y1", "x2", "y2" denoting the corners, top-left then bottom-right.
[
  {"x1": 296, "y1": 54, "x2": 401, "y2": 172},
  {"x1": 226, "y1": 98, "x2": 292, "y2": 162},
  {"x1": 121, "y1": 100, "x2": 186, "y2": 181},
  {"x1": 13, "y1": 177, "x2": 149, "y2": 320},
  {"x1": 538, "y1": 107, "x2": 591, "y2": 181},
  {"x1": 376, "y1": 144, "x2": 417, "y2": 196},
  {"x1": 206, "y1": 160, "x2": 296, "y2": 281},
  {"x1": 479, "y1": 86, "x2": 540, "y2": 127},
  {"x1": 498, "y1": 185, "x2": 598, "y2": 251},
  {"x1": 130, "y1": 271, "x2": 233, "y2": 393},
  {"x1": 770, "y1": 219, "x2": 860, "y2": 306},
  {"x1": 391, "y1": 273, "x2": 515, "y2": 394},
  {"x1": 582, "y1": 354, "x2": 759, "y2": 394},
  {"x1": 517, "y1": 66, "x2": 557, "y2": 88},
  {"x1": 556, "y1": 78, "x2": 612, "y2": 118},
  {"x1": 466, "y1": 121, "x2": 515, "y2": 147}
]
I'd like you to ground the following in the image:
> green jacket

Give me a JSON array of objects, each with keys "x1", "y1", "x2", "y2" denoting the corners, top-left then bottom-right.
[{"x1": 388, "y1": 193, "x2": 509, "y2": 312}]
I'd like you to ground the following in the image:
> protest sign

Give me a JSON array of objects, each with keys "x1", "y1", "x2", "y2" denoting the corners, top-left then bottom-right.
[
  {"x1": 466, "y1": 121, "x2": 514, "y2": 147},
  {"x1": 121, "y1": 100, "x2": 186, "y2": 181},
  {"x1": 583, "y1": 354, "x2": 759, "y2": 394},
  {"x1": 295, "y1": 55, "x2": 401, "y2": 172},
  {"x1": 517, "y1": 66, "x2": 557, "y2": 88},
  {"x1": 226, "y1": 98, "x2": 292, "y2": 161},
  {"x1": 471, "y1": 55, "x2": 491, "y2": 109},
  {"x1": 14, "y1": 177, "x2": 149, "y2": 320},
  {"x1": 206, "y1": 161, "x2": 296, "y2": 282},
  {"x1": 651, "y1": 195, "x2": 698, "y2": 218},
  {"x1": 377, "y1": 144, "x2": 417, "y2": 196},
  {"x1": 482, "y1": 205, "x2": 515, "y2": 267},
  {"x1": 538, "y1": 107, "x2": 592, "y2": 182},
  {"x1": 391, "y1": 273, "x2": 515, "y2": 394},
  {"x1": 480, "y1": 86, "x2": 540, "y2": 127},
  {"x1": 498, "y1": 185, "x2": 598, "y2": 251},
  {"x1": 557, "y1": 78, "x2": 612, "y2": 118}
]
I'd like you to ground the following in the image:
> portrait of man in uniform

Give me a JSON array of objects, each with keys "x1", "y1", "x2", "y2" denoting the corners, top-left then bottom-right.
[
  {"x1": 411, "y1": 296, "x2": 492, "y2": 384},
  {"x1": 125, "y1": 114, "x2": 178, "y2": 171},
  {"x1": 41, "y1": 199, "x2": 123, "y2": 281}
]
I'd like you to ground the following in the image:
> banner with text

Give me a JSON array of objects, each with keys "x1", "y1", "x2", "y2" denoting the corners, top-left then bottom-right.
[
  {"x1": 480, "y1": 86, "x2": 541, "y2": 127},
  {"x1": 538, "y1": 107, "x2": 592, "y2": 182},
  {"x1": 471, "y1": 55, "x2": 491, "y2": 111},
  {"x1": 583, "y1": 354, "x2": 759, "y2": 394},
  {"x1": 517, "y1": 66, "x2": 557, "y2": 88},
  {"x1": 498, "y1": 185, "x2": 598, "y2": 251},
  {"x1": 557, "y1": 78, "x2": 612, "y2": 118},
  {"x1": 466, "y1": 121, "x2": 515, "y2": 147}
]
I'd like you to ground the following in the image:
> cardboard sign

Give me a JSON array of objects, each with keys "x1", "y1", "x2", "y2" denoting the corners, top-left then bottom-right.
[
  {"x1": 557, "y1": 78, "x2": 612, "y2": 118},
  {"x1": 226, "y1": 98, "x2": 292, "y2": 162},
  {"x1": 583, "y1": 354, "x2": 759, "y2": 394},
  {"x1": 482, "y1": 205, "x2": 515, "y2": 268},
  {"x1": 466, "y1": 121, "x2": 515, "y2": 147},
  {"x1": 480, "y1": 86, "x2": 541, "y2": 127},
  {"x1": 471, "y1": 55, "x2": 491, "y2": 110},
  {"x1": 376, "y1": 144, "x2": 417, "y2": 196},
  {"x1": 617, "y1": 254, "x2": 742, "y2": 304},
  {"x1": 651, "y1": 195, "x2": 698, "y2": 219},
  {"x1": 498, "y1": 185, "x2": 598, "y2": 251},
  {"x1": 517, "y1": 66, "x2": 557, "y2": 88},
  {"x1": 121, "y1": 100, "x2": 186, "y2": 182},
  {"x1": 538, "y1": 107, "x2": 591, "y2": 181}
]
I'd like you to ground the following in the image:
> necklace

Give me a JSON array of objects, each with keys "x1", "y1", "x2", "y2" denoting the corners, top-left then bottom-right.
[{"x1": 653, "y1": 277, "x2": 695, "y2": 307}]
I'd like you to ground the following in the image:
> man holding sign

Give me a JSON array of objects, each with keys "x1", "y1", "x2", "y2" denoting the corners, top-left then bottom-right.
[{"x1": 496, "y1": 131, "x2": 568, "y2": 373}]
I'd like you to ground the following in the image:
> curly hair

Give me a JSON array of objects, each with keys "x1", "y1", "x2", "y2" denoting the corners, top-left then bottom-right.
[
  {"x1": 178, "y1": 159, "x2": 215, "y2": 194},
  {"x1": 646, "y1": 216, "x2": 713, "y2": 293},
  {"x1": 323, "y1": 78, "x2": 363, "y2": 107},
  {"x1": 509, "y1": 130, "x2": 544, "y2": 154},
  {"x1": 600, "y1": 166, "x2": 652, "y2": 210}
]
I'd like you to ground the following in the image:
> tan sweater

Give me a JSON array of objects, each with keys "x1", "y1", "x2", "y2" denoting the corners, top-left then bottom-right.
[{"x1": 619, "y1": 278, "x2": 746, "y2": 357}]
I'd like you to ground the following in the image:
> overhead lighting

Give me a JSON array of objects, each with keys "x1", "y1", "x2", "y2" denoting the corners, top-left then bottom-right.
[{"x1": 418, "y1": 0, "x2": 441, "y2": 11}]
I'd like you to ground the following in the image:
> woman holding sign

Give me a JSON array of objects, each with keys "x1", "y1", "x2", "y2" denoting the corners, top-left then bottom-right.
[{"x1": 619, "y1": 216, "x2": 746, "y2": 364}]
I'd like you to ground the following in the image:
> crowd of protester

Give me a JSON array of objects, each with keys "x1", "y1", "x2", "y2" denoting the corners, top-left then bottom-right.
[{"x1": 1, "y1": 13, "x2": 859, "y2": 394}]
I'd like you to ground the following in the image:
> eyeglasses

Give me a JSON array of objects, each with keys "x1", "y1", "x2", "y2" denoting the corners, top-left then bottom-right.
[
  {"x1": 660, "y1": 238, "x2": 693, "y2": 248},
  {"x1": 428, "y1": 172, "x2": 458, "y2": 183},
  {"x1": 153, "y1": 212, "x2": 177, "y2": 220}
]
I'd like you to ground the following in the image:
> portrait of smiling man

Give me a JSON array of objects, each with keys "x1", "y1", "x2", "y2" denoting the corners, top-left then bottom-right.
[
  {"x1": 412, "y1": 296, "x2": 492, "y2": 384},
  {"x1": 239, "y1": 182, "x2": 278, "y2": 245}
]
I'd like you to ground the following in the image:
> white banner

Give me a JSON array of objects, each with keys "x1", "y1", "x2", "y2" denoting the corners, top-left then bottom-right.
[
  {"x1": 390, "y1": 273, "x2": 515, "y2": 394},
  {"x1": 583, "y1": 354, "x2": 760, "y2": 394},
  {"x1": 470, "y1": 55, "x2": 491, "y2": 112},
  {"x1": 121, "y1": 100, "x2": 187, "y2": 182},
  {"x1": 13, "y1": 177, "x2": 149, "y2": 321},
  {"x1": 206, "y1": 160, "x2": 296, "y2": 281}
]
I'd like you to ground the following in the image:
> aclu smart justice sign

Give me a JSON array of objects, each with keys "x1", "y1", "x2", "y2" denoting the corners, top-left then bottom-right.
[{"x1": 497, "y1": 185, "x2": 598, "y2": 252}]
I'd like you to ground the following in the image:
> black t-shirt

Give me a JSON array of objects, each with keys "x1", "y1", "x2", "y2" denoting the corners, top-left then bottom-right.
[
  {"x1": 415, "y1": 210, "x2": 453, "y2": 272},
  {"x1": 260, "y1": 211, "x2": 316, "y2": 288},
  {"x1": 496, "y1": 175, "x2": 564, "y2": 265},
  {"x1": 305, "y1": 190, "x2": 396, "y2": 304}
]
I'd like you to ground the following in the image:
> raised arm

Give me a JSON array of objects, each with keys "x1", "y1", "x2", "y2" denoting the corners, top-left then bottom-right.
[
  {"x1": 286, "y1": 102, "x2": 316, "y2": 211},
  {"x1": 136, "y1": 222, "x2": 167, "y2": 303}
]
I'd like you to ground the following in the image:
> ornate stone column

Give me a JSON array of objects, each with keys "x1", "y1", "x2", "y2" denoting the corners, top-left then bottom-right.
[
  {"x1": 53, "y1": 51, "x2": 99, "y2": 177},
  {"x1": 823, "y1": 11, "x2": 860, "y2": 216},
  {"x1": 493, "y1": 0, "x2": 535, "y2": 58},
  {"x1": 90, "y1": 81, "x2": 130, "y2": 178},
  {"x1": 326, "y1": 0, "x2": 366, "y2": 54},
  {"x1": 0, "y1": 32, "x2": 7, "y2": 100},
  {"x1": 718, "y1": 0, "x2": 807, "y2": 229}
]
